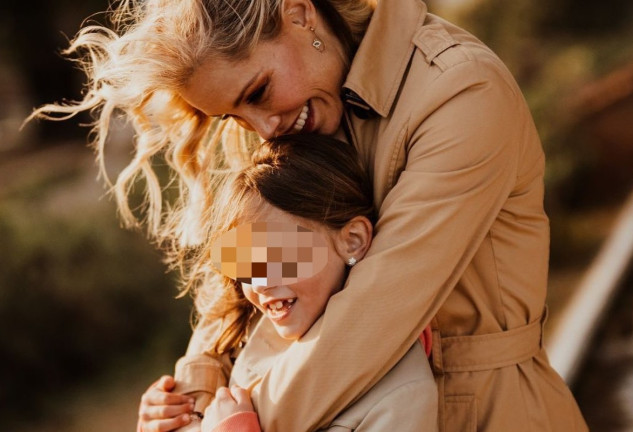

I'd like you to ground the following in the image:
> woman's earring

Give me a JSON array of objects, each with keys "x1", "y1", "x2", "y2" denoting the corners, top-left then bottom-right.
[
  {"x1": 310, "y1": 27, "x2": 325, "y2": 53},
  {"x1": 347, "y1": 257, "x2": 357, "y2": 267}
]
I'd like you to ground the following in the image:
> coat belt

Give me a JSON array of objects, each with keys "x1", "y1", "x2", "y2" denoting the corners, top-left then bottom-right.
[{"x1": 430, "y1": 308, "x2": 547, "y2": 373}]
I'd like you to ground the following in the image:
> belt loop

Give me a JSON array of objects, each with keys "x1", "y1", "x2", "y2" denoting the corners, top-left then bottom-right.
[
  {"x1": 540, "y1": 306, "x2": 549, "y2": 349},
  {"x1": 430, "y1": 316, "x2": 444, "y2": 373}
]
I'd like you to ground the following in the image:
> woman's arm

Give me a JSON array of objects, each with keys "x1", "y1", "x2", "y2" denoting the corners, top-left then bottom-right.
[{"x1": 252, "y1": 57, "x2": 531, "y2": 431}]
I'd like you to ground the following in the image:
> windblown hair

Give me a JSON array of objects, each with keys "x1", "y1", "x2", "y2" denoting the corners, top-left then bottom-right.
[
  {"x1": 189, "y1": 134, "x2": 375, "y2": 356},
  {"x1": 26, "y1": 0, "x2": 375, "y2": 248}
]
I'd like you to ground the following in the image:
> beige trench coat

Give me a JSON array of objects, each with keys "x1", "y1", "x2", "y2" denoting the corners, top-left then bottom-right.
[
  {"x1": 227, "y1": 317, "x2": 438, "y2": 431},
  {"x1": 176, "y1": 0, "x2": 589, "y2": 430}
]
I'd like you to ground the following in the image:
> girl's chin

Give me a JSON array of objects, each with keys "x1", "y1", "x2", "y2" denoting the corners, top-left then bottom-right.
[{"x1": 274, "y1": 325, "x2": 305, "y2": 341}]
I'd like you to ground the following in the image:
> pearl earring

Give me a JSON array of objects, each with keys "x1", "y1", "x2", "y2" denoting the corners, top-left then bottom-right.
[
  {"x1": 347, "y1": 257, "x2": 357, "y2": 267},
  {"x1": 310, "y1": 27, "x2": 325, "y2": 52}
]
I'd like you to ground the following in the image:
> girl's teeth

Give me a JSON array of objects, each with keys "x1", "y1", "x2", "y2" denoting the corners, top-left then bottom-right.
[{"x1": 267, "y1": 299, "x2": 296, "y2": 312}]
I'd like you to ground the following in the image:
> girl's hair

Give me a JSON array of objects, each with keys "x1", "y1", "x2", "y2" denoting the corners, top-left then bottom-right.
[
  {"x1": 26, "y1": 0, "x2": 375, "y2": 248},
  {"x1": 188, "y1": 134, "x2": 375, "y2": 356}
]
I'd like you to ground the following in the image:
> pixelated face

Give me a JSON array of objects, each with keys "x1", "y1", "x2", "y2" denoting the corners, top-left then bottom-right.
[
  {"x1": 212, "y1": 202, "x2": 347, "y2": 340},
  {"x1": 211, "y1": 222, "x2": 329, "y2": 287}
]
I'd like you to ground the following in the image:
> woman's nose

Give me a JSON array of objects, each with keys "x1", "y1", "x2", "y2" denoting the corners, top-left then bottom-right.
[{"x1": 251, "y1": 113, "x2": 282, "y2": 140}]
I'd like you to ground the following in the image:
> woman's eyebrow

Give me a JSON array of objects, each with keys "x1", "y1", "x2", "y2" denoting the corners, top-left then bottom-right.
[{"x1": 233, "y1": 70, "x2": 262, "y2": 108}]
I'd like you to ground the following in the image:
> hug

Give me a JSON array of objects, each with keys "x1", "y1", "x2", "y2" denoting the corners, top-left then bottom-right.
[{"x1": 31, "y1": 0, "x2": 588, "y2": 430}]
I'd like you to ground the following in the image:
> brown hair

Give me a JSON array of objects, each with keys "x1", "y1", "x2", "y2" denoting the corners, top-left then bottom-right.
[{"x1": 188, "y1": 134, "x2": 375, "y2": 356}]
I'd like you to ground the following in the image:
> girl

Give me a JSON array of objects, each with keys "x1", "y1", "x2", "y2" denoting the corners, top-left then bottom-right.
[{"x1": 140, "y1": 134, "x2": 437, "y2": 432}]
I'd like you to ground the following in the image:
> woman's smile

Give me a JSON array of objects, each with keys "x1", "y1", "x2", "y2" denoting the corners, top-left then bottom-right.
[{"x1": 179, "y1": 23, "x2": 347, "y2": 139}]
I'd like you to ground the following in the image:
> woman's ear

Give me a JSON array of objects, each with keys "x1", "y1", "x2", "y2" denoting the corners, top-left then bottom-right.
[
  {"x1": 281, "y1": 0, "x2": 317, "y2": 29},
  {"x1": 335, "y1": 216, "x2": 373, "y2": 263}
]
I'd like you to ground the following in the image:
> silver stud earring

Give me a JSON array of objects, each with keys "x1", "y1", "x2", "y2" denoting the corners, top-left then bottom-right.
[
  {"x1": 347, "y1": 257, "x2": 357, "y2": 267},
  {"x1": 310, "y1": 27, "x2": 325, "y2": 52}
]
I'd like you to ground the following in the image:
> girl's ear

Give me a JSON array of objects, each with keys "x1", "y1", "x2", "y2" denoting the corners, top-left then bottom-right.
[
  {"x1": 281, "y1": 0, "x2": 318, "y2": 29},
  {"x1": 334, "y1": 216, "x2": 373, "y2": 263}
]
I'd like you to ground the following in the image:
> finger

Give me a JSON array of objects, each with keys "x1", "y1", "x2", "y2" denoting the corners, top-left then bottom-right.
[
  {"x1": 215, "y1": 386, "x2": 233, "y2": 401},
  {"x1": 142, "y1": 388, "x2": 194, "y2": 406},
  {"x1": 155, "y1": 375, "x2": 176, "y2": 391},
  {"x1": 229, "y1": 386, "x2": 253, "y2": 408},
  {"x1": 140, "y1": 402, "x2": 194, "y2": 421},
  {"x1": 141, "y1": 414, "x2": 191, "y2": 432}
]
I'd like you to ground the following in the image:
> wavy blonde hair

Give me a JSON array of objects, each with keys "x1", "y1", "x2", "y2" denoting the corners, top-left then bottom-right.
[{"x1": 27, "y1": 0, "x2": 375, "y2": 252}]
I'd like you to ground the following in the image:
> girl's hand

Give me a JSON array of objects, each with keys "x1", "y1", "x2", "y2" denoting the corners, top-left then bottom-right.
[
  {"x1": 201, "y1": 386, "x2": 254, "y2": 431},
  {"x1": 137, "y1": 375, "x2": 195, "y2": 432}
]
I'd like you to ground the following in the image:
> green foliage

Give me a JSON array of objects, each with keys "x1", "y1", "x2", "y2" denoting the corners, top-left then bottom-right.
[{"x1": 0, "y1": 202, "x2": 191, "y2": 421}]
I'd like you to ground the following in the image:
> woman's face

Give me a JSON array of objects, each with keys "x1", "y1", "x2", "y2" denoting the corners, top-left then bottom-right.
[
  {"x1": 179, "y1": 13, "x2": 348, "y2": 139},
  {"x1": 239, "y1": 203, "x2": 347, "y2": 340}
]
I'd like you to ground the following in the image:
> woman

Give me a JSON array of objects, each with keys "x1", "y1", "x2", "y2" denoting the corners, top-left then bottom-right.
[
  {"x1": 31, "y1": 0, "x2": 588, "y2": 430},
  {"x1": 166, "y1": 135, "x2": 436, "y2": 432}
]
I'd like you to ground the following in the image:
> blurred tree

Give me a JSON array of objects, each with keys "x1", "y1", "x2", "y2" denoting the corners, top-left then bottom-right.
[{"x1": 540, "y1": 0, "x2": 633, "y2": 36}]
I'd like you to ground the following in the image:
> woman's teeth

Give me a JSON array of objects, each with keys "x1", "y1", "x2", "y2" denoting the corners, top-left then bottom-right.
[{"x1": 293, "y1": 104, "x2": 309, "y2": 131}]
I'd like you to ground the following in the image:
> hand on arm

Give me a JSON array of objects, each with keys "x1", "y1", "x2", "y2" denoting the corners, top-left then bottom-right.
[
  {"x1": 201, "y1": 386, "x2": 261, "y2": 432},
  {"x1": 137, "y1": 375, "x2": 195, "y2": 432}
]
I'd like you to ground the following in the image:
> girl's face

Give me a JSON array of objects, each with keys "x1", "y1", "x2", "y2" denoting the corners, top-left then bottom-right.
[
  {"x1": 179, "y1": 2, "x2": 348, "y2": 139},
  {"x1": 239, "y1": 203, "x2": 347, "y2": 340}
]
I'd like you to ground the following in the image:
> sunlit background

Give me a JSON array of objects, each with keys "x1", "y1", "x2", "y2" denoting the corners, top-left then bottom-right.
[{"x1": 1, "y1": 0, "x2": 633, "y2": 430}]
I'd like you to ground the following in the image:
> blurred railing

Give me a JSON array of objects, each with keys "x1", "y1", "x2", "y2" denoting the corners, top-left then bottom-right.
[{"x1": 546, "y1": 189, "x2": 633, "y2": 385}]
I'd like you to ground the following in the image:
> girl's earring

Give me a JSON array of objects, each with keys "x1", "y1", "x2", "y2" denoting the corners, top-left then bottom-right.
[
  {"x1": 310, "y1": 27, "x2": 325, "y2": 52},
  {"x1": 347, "y1": 257, "x2": 357, "y2": 267}
]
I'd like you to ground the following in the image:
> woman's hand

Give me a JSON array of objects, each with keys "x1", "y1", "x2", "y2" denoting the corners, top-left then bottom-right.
[
  {"x1": 137, "y1": 375, "x2": 195, "y2": 432},
  {"x1": 201, "y1": 386, "x2": 255, "y2": 431}
]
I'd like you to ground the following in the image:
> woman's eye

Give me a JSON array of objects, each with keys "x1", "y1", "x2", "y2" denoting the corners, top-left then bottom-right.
[{"x1": 246, "y1": 83, "x2": 267, "y2": 104}]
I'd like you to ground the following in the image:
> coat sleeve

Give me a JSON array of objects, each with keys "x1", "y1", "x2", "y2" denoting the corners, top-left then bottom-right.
[
  {"x1": 254, "y1": 58, "x2": 527, "y2": 432},
  {"x1": 173, "y1": 315, "x2": 233, "y2": 418}
]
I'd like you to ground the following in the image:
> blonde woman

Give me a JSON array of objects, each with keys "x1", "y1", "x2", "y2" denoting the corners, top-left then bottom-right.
[{"x1": 31, "y1": 0, "x2": 588, "y2": 430}]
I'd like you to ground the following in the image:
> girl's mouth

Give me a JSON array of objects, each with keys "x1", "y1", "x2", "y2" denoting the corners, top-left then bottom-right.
[{"x1": 265, "y1": 298, "x2": 296, "y2": 320}]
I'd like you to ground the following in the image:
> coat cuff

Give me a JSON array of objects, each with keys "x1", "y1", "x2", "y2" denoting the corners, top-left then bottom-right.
[{"x1": 174, "y1": 354, "x2": 229, "y2": 413}]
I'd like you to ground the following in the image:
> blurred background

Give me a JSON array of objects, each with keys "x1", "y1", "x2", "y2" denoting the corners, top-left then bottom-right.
[{"x1": 1, "y1": 0, "x2": 633, "y2": 430}]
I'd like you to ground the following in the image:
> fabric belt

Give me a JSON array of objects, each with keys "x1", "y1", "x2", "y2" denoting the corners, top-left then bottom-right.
[{"x1": 431, "y1": 308, "x2": 547, "y2": 373}]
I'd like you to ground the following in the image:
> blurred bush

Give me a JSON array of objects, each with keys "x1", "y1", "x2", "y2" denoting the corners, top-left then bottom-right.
[{"x1": 0, "y1": 199, "x2": 191, "y2": 423}]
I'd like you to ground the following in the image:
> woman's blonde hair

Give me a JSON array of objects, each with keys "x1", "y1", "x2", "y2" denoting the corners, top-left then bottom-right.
[
  {"x1": 190, "y1": 134, "x2": 375, "y2": 356},
  {"x1": 26, "y1": 0, "x2": 375, "y2": 249}
]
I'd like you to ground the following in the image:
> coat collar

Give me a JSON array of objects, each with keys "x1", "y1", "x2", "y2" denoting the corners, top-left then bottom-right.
[{"x1": 343, "y1": 0, "x2": 429, "y2": 118}]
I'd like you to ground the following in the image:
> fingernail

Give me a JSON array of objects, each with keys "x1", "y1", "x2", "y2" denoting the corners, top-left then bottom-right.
[{"x1": 183, "y1": 413, "x2": 190, "y2": 423}]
